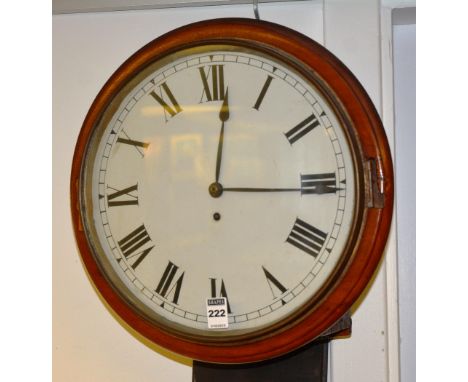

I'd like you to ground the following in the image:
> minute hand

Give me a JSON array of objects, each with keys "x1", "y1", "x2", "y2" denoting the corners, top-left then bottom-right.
[{"x1": 222, "y1": 187, "x2": 301, "y2": 192}]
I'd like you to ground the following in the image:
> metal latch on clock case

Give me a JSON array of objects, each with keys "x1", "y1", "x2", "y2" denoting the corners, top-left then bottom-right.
[{"x1": 365, "y1": 157, "x2": 385, "y2": 209}]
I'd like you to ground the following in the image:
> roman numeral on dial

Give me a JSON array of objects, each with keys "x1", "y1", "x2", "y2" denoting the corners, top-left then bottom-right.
[
  {"x1": 199, "y1": 65, "x2": 225, "y2": 102},
  {"x1": 116, "y1": 137, "x2": 149, "y2": 149},
  {"x1": 253, "y1": 75, "x2": 274, "y2": 110},
  {"x1": 262, "y1": 266, "x2": 287, "y2": 303},
  {"x1": 150, "y1": 82, "x2": 182, "y2": 121},
  {"x1": 155, "y1": 261, "x2": 185, "y2": 305},
  {"x1": 115, "y1": 131, "x2": 149, "y2": 158},
  {"x1": 210, "y1": 278, "x2": 232, "y2": 314},
  {"x1": 286, "y1": 218, "x2": 328, "y2": 257},
  {"x1": 107, "y1": 184, "x2": 138, "y2": 207},
  {"x1": 301, "y1": 173, "x2": 342, "y2": 195},
  {"x1": 118, "y1": 224, "x2": 154, "y2": 270},
  {"x1": 285, "y1": 114, "x2": 320, "y2": 144}
]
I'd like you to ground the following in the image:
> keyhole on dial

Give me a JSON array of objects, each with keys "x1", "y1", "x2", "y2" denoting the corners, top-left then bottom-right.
[{"x1": 213, "y1": 212, "x2": 221, "y2": 221}]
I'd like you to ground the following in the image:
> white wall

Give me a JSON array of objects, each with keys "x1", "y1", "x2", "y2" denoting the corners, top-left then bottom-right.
[
  {"x1": 393, "y1": 21, "x2": 416, "y2": 382},
  {"x1": 53, "y1": 2, "x2": 398, "y2": 381}
]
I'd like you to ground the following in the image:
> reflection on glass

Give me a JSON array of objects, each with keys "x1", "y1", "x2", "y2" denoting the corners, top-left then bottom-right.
[{"x1": 170, "y1": 134, "x2": 204, "y2": 180}]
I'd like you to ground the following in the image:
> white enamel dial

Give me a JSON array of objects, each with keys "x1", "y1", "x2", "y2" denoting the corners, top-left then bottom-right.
[{"x1": 82, "y1": 45, "x2": 356, "y2": 337}]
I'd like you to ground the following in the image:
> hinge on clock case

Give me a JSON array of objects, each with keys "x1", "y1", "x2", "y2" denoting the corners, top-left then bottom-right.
[{"x1": 364, "y1": 157, "x2": 385, "y2": 209}]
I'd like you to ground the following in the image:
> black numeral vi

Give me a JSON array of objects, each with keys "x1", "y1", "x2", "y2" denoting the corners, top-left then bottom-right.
[{"x1": 210, "y1": 278, "x2": 232, "y2": 314}]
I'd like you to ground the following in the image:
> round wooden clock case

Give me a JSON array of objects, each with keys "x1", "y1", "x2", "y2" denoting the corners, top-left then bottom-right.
[{"x1": 70, "y1": 18, "x2": 393, "y2": 363}]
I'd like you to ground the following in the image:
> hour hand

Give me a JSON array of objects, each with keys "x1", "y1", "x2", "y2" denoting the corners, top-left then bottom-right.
[
  {"x1": 219, "y1": 88, "x2": 229, "y2": 123},
  {"x1": 215, "y1": 89, "x2": 229, "y2": 183}
]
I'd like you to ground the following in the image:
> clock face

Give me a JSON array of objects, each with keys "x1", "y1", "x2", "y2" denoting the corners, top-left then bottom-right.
[
  {"x1": 81, "y1": 45, "x2": 356, "y2": 337},
  {"x1": 72, "y1": 18, "x2": 393, "y2": 363}
]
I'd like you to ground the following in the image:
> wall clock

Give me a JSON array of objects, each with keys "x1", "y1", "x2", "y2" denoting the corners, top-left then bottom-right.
[{"x1": 70, "y1": 18, "x2": 393, "y2": 364}]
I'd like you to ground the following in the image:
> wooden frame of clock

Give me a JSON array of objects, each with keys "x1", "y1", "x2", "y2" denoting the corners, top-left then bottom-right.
[{"x1": 70, "y1": 18, "x2": 393, "y2": 364}]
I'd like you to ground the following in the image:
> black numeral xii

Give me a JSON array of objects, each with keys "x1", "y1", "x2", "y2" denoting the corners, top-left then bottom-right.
[{"x1": 199, "y1": 65, "x2": 225, "y2": 102}]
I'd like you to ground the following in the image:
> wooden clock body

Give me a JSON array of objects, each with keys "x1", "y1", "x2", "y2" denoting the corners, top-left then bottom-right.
[{"x1": 70, "y1": 18, "x2": 393, "y2": 364}]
